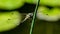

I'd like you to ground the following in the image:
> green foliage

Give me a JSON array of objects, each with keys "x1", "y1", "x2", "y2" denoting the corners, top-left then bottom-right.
[
  {"x1": 0, "y1": 11, "x2": 22, "y2": 32},
  {"x1": 0, "y1": 0, "x2": 25, "y2": 10}
]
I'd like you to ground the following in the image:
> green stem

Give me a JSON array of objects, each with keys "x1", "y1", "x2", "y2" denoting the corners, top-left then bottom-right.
[{"x1": 29, "y1": 0, "x2": 40, "y2": 34}]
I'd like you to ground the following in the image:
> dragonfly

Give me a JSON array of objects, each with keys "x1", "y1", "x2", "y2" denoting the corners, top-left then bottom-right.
[{"x1": 20, "y1": 0, "x2": 40, "y2": 34}]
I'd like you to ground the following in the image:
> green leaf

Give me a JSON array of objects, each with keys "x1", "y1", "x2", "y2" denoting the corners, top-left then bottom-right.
[
  {"x1": 0, "y1": 11, "x2": 22, "y2": 32},
  {"x1": 0, "y1": 0, "x2": 25, "y2": 10}
]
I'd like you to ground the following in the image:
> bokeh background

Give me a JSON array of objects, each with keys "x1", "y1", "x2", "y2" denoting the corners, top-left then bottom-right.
[{"x1": 0, "y1": 1, "x2": 60, "y2": 34}]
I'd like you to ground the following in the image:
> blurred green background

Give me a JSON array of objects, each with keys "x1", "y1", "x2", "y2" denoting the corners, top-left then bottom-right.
[
  {"x1": 0, "y1": 3, "x2": 35, "y2": 34},
  {"x1": 0, "y1": 2, "x2": 60, "y2": 34},
  {"x1": 33, "y1": 19, "x2": 60, "y2": 34}
]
